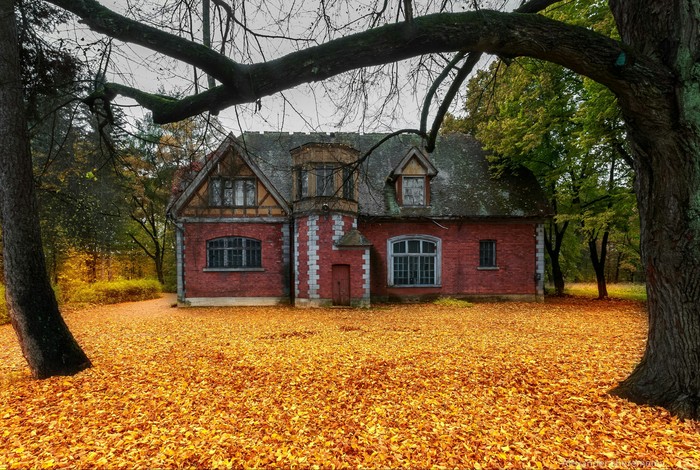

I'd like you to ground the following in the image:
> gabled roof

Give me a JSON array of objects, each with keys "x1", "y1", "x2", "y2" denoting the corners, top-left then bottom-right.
[
  {"x1": 390, "y1": 147, "x2": 438, "y2": 178},
  {"x1": 172, "y1": 131, "x2": 552, "y2": 220},
  {"x1": 169, "y1": 133, "x2": 291, "y2": 217}
]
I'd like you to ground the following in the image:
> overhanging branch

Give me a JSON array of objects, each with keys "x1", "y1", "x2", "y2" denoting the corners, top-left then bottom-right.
[{"x1": 50, "y1": 1, "x2": 673, "y2": 124}]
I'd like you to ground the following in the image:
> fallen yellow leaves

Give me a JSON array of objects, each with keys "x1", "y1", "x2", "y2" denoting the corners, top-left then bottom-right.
[{"x1": 0, "y1": 296, "x2": 698, "y2": 468}]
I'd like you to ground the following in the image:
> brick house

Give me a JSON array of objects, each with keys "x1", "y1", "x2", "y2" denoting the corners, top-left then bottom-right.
[{"x1": 168, "y1": 132, "x2": 552, "y2": 307}]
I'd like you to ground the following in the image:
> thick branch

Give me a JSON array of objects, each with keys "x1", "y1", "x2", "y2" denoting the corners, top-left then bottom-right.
[
  {"x1": 53, "y1": 1, "x2": 674, "y2": 124},
  {"x1": 50, "y1": 0, "x2": 253, "y2": 95}
]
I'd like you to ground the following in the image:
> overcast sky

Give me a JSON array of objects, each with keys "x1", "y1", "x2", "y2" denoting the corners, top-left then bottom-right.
[{"x1": 59, "y1": 0, "x2": 505, "y2": 139}]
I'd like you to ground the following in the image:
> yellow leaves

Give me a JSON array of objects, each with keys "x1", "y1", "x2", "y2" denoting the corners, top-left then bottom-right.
[{"x1": 0, "y1": 296, "x2": 697, "y2": 468}]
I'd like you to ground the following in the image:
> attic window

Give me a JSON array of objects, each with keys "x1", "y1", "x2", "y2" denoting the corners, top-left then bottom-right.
[
  {"x1": 210, "y1": 177, "x2": 256, "y2": 207},
  {"x1": 402, "y1": 176, "x2": 425, "y2": 206}
]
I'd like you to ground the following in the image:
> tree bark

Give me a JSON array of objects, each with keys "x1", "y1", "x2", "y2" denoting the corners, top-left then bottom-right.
[
  {"x1": 0, "y1": 0, "x2": 91, "y2": 378},
  {"x1": 608, "y1": 0, "x2": 700, "y2": 419}
]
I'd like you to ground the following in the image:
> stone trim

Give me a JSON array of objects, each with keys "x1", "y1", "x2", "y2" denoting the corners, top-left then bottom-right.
[
  {"x1": 181, "y1": 297, "x2": 290, "y2": 307},
  {"x1": 536, "y1": 223, "x2": 546, "y2": 301},
  {"x1": 307, "y1": 215, "x2": 320, "y2": 299}
]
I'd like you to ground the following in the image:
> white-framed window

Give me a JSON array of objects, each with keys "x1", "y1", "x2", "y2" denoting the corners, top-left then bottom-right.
[
  {"x1": 210, "y1": 178, "x2": 256, "y2": 207},
  {"x1": 402, "y1": 176, "x2": 425, "y2": 206},
  {"x1": 207, "y1": 237, "x2": 261, "y2": 269},
  {"x1": 388, "y1": 235, "x2": 441, "y2": 286},
  {"x1": 479, "y1": 240, "x2": 497, "y2": 268}
]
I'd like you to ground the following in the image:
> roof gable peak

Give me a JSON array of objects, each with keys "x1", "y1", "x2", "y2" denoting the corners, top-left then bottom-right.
[{"x1": 390, "y1": 146, "x2": 438, "y2": 178}]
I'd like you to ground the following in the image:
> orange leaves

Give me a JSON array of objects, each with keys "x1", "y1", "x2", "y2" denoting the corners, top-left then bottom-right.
[{"x1": 0, "y1": 296, "x2": 699, "y2": 468}]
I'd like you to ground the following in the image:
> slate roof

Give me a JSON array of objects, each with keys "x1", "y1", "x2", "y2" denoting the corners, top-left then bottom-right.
[{"x1": 227, "y1": 131, "x2": 552, "y2": 219}]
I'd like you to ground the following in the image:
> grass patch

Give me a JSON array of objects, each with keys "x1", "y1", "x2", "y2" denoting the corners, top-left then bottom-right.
[
  {"x1": 68, "y1": 279, "x2": 162, "y2": 305},
  {"x1": 433, "y1": 297, "x2": 473, "y2": 308},
  {"x1": 562, "y1": 282, "x2": 647, "y2": 301}
]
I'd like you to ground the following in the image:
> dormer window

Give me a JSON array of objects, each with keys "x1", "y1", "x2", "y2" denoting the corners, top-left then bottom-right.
[
  {"x1": 402, "y1": 176, "x2": 425, "y2": 206},
  {"x1": 390, "y1": 147, "x2": 438, "y2": 208},
  {"x1": 210, "y1": 177, "x2": 256, "y2": 207}
]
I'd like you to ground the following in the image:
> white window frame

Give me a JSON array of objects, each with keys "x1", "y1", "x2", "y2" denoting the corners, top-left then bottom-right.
[
  {"x1": 402, "y1": 176, "x2": 425, "y2": 206},
  {"x1": 387, "y1": 235, "x2": 441, "y2": 287}
]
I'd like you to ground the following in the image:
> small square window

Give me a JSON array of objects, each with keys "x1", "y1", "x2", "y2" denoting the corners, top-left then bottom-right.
[{"x1": 479, "y1": 240, "x2": 497, "y2": 268}]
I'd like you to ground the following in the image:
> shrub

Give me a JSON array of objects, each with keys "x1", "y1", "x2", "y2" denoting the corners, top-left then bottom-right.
[
  {"x1": 433, "y1": 297, "x2": 473, "y2": 308},
  {"x1": 69, "y1": 279, "x2": 162, "y2": 305},
  {"x1": 0, "y1": 285, "x2": 8, "y2": 326}
]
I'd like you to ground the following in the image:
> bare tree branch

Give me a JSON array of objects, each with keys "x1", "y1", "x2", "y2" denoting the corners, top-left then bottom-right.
[{"x1": 52, "y1": 0, "x2": 672, "y2": 125}]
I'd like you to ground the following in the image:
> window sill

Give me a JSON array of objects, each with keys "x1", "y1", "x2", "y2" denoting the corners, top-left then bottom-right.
[
  {"x1": 203, "y1": 268, "x2": 265, "y2": 272},
  {"x1": 477, "y1": 267, "x2": 499, "y2": 271},
  {"x1": 389, "y1": 284, "x2": 442, "y2": 288}
]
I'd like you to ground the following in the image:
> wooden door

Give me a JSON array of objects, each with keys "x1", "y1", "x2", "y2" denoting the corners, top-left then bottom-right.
[{"x1": 332, "y1": 264, "x2": 351, "y2": 306}]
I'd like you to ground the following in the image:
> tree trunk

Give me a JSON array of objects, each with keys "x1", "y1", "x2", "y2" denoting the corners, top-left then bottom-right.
[
  {"x1": 544, "y1": 220, "x2": 568, "y2": 296},
  {"x1": 588, "y1": 232, "x2": 609, "y2": 300},
  {"x1": 0, "y1": 0, "x2": 91, "y2": 378},
  {"x1": 608, "y1": 0, "x2": 700, "y2": 419}
]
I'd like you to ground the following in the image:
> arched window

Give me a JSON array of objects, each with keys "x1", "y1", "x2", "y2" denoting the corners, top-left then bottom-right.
[
  {"x1": 207, "y1": 237, "x2": 261, "y2": 269},
  {"x1": 387, "y1": 236, "x2": 441, "y2": 286}
]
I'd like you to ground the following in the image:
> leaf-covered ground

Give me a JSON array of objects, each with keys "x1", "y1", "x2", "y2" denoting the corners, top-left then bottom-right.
[{"x1": 0, "y1": 296, "x2": 698, "y2": 469}]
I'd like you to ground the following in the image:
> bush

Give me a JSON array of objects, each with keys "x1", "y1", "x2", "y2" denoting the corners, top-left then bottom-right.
[
  {"x1": 433, "y1": 297, "x2": 473, "y2": 308},
  {"x1": 69, "y1": 279, "x2": 162, "y2": 305},
  {"x1": 0, "y1": 285, "x2": 8, "y2": 326}
]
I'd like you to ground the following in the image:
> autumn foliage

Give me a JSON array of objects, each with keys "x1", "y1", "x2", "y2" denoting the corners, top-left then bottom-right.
[{"x1": 0, "y1": 297, "x2": 698, "y2": 468}]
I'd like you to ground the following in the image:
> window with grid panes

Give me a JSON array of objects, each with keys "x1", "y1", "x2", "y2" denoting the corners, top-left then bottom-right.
[
  {"x1": 209, "y1": 178, "x2": 256, "y2": 207},
  {"x1": 389, "y1": 237, "x2": 440, "y2": 286},
  {"x1": 315, "y1": 165, "x2": 335, "y2": 197},
  {"x1": 206, "y1": 237, "x2": 261, "y2": 269},
  {"x1": 402, "y1": 176, "x2": 425, "y2": 206},
  {"x1": 479, "y1": 240, "x2": 497, "y2": 268}
]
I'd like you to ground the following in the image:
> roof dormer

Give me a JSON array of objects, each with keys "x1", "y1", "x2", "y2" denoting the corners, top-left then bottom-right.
[
  {"x1": 390, "y1": 147, "x2": 438, "y2": 207},
  {"x1": 290, "y1": 142, "x2": 360, "y2": 214}
]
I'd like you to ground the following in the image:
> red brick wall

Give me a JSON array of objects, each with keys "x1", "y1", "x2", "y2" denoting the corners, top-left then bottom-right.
[
  {"x1": 319, "y1": 215, "x2": 366, "y2": 301},
  {"x1": 359, "y1": 219, "x2": 538, "y2": 298},
  {"x1": 295, "y1": 214, "x2": 367, "y2": 302},
  {"x1": 183, "y1": 222, "x2": 288, "y2": 298}
]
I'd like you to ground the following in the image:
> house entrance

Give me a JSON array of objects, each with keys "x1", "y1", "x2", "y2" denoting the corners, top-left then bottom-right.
[{"x1": 332, "y1": 264, "x2": 351, "y2": 306}]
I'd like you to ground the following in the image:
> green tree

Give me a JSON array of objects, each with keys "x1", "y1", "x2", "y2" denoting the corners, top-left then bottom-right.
[
  {"x1": 444, "y1": 0, "x2": 634, "y2": 299},
  {"x1": 122, "y1": 114, "x2": 213, "y2": 285}
]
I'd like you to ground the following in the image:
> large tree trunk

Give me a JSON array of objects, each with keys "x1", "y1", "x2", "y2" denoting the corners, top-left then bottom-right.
[
  {"x1": 609, "y1": 0, "x2": 700, "y2": 419},
  {"x1": 0, "y1": 0, "x2": 91, "y2": 378}
]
